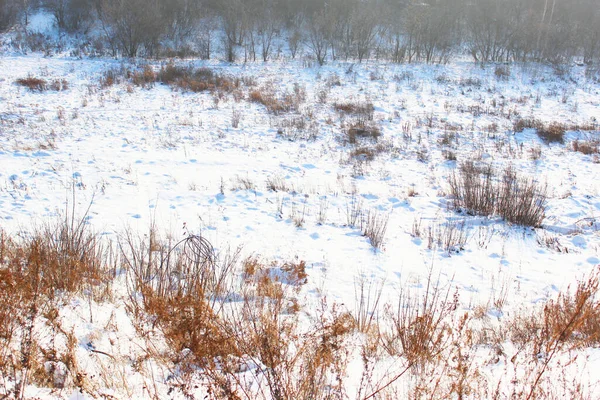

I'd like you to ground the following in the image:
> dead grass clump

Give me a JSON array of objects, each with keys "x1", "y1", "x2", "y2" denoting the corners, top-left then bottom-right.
[
  {"x1": 572, "y1": 139, "x2": 600, "y2": 155},
  {"x1": 0, "y1": 208, "x2": 112, "y2": 397},
  {"x1": 157, "y1": 63, "x2": 238, "y2": 93},
  {"x1": 350, "y1": 146, "x2": 377, "y2": 161},
  {"x1": 383, "y1": 273, "x2": 458, "y2": 369},
  {"x1": 16, "y1": 76, "x2": 47, "y2": 91},
  {"x1": 494, "y1": 65, "x2": 511, "y2": 80},
  {"x1": 347, "y1": 123, "x2": 381, "y2": 144},
  {"x1": 513, "y1": 117, "x2": 544, "y2": 133},
  {"x1": 121, "y1": 231, "x2": 240, "y2": 369},
  {"x1": 449, "y1": 162, "x2": 547, "y2": 227},
  {"x1": 334, "y1": 101, "x2": 375, "y2": 123},
  {"x1": 537, "y1": 122, "x2": 566, "y2": 144},
  {"x1": 362, "y1": 210, "x2": 389, "y2": 250},
  {"x1": 250, "y1": 83, "x2": 305, "y2": 115},
  {"x1": 131, "y1": 65, "x2": 156, "y2": 88},
  {"x1": 275, "y1": 115, "x2": 318, "y2": 140},
  {"x1": 505, "y1": 268, "x2": 600, "y2": 399}
]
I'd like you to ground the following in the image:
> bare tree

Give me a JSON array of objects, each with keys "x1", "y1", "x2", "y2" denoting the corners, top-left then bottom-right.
[
  {"x1": 198, "y1": 11, "x2": 217, "y2": 59},
  {"x1": 466, "y1": 0, "x2": 514, "y2": 62},
  {"x1": 257, "y1": 0, "x2": 279, "y2": 62},
  {"x1": 97, "y1": 0, "x2": 164, "y2": 57},
  {"x1": 45, "y1": 0, "x2": 93, "y2": 32},
  {"x1": 306, "y1": 8, "x2": 332, "y2": 65},
  {"x1": 353, "y1": 1, "x2": 380, "y2": 62},
  {"x1": 161, "y1": 0, "x2": 204, "y2": 51},
  {"x1": 0, "y1": 0, "x2": 19, "y2": 31},
  {"x1": 219, "y1": 0, "x2": 245, "y2": 62},
  {"x1": 577, "y1": 0, "x2": 600, "y2": 65}
]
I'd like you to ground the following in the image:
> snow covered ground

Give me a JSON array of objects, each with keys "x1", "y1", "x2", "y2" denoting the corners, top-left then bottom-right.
[{"x1": 1, "y1": 48, "x2": 600, "y2": 398}]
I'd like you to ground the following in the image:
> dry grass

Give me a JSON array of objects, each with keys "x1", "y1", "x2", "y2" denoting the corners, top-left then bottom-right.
[
  {"x1": 158, "y1": 63, "x2": 239, "y2": 93},
  {"x1": 16, "y1": 76, "x2": 68, "y2": 92},
  {"x1": 334, "y1": 101, "x2": 374, "y2": 121},
  {"x1": 572, "y1": 139, "x2": 600, "y2": 155},
  {"x1": 0, "y1": 205, "x2": 113, "y2": 397},
  {"x1": 362, "y1": 210, "x2": 389, "y2": 250},
  {"x1": 537, "y1": 122, "x2": 566, "y2": 144},
  {"x1": 249, "y1": 82, "x2": 305, "y2": 115},
  {"x1": 15, "y1": 76, "x2": 48, "y2": 91},
  {"x1": 347, "y1": 123, "x2": 381, "y2": 144},
  {"x1": 449, "y1": 161, "x2": 547, "y2": 227},
  {"x1": 2, "y1": 212, "x2": 599, "y2": 398}
]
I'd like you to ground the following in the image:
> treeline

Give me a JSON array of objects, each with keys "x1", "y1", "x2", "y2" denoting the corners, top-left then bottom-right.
[{"x1": 1, "y1": 0, "x2": 599, "y2": 65}]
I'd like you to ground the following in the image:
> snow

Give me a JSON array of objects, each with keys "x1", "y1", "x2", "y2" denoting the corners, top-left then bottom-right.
[{"x1": 1, "y1": 49, "x2": 600, "y2": 398}]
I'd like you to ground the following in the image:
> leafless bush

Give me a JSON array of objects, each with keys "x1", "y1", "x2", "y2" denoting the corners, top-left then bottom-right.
[
  {"x1": 362, "y1": 210, "x2": 389, "y2": 250},
  {"x1": 383, "y1": 272, "x2": 458, "y2": 370},
  {"x1": 426, "y1": 219, "x2": 467, "y2": 254},
  {"x1": 231, "y1": 108, "x2": 242, "y2": 128},
  {"x1": 265, "y1": 174, "x2": 290, "y2": 192},
  {"x1": 354, "y1": 276, "x2": 384, "y2": 334},
  {"x1": 449, "y1": 162, "x2": 547, "y2": 227}
]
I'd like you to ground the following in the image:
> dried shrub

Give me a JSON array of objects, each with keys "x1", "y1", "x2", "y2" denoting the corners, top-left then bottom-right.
[
  {"x1": 334, "y1": 101, "x2": 375, "y2": 124},
  {"x1": 494, "y1": 65, "x2": 510, "y2": 80},
  {"x1": 513, "y1": 117, "x2": 544, "y2": 133},
  {"x1": 0, "y1": 208, "x2": 112, "y2": 396},
  {"x1": 537, "y1": 122, "x2": 565, "y2": 144},
  {"x1": 16, "y1": 76, "x2": 47, "y2": 91},
  {"x1": 131, "y1": 65, "x2": 156, "y2": 88},
  {"x1": 383, "y1": 274, "x2": 458, "y2": 368},
  {"x1": 449, "y1": 162, "x2": 547, "y2": 227},
  {"x1": 362, "y1": 210, "x2": 389, "y2": 250},
  {"x1": 157, "y1": 63, "x2": 238, "y2": 93},
  {"x1": 275, "y1": 115, "x2": 318, "y2": 140},
  {"x1": 347, "y1": 123, "x2": 381, "y2": 144},
  {"x1": 572, "y1": 139, "x2": 600, "y2": 155},
  {"x1": 250, "y1": 83, "x2": 305, "y2": 115},
  {"x1": 506, "y1": 268, "x2": 600, "y2": 399},
  {"x1": 121, "y1": 231, "x2": 239, "y2": 367}
]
